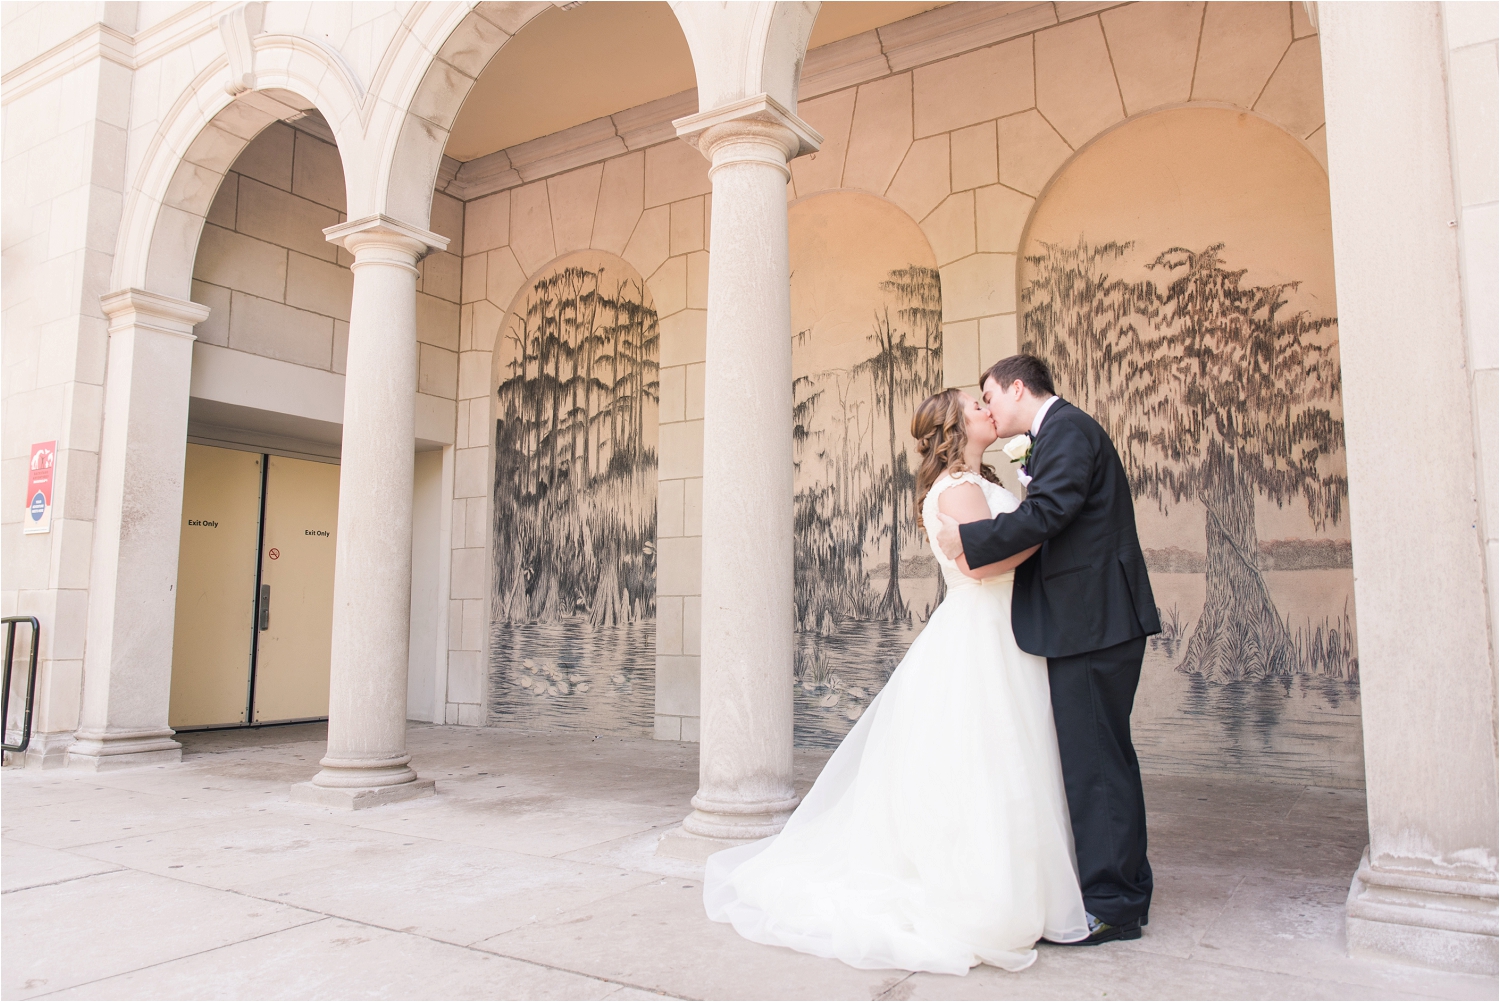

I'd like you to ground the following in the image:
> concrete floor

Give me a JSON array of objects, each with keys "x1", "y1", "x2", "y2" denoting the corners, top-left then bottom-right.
[{"x1": 1, "y1": 724, "x2": 1493, "y2": 1001}]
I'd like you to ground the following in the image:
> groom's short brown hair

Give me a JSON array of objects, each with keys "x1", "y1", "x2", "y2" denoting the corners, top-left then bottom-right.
[{"x1": 982, "y1": 354, "x2": 1056, "y2": 397}]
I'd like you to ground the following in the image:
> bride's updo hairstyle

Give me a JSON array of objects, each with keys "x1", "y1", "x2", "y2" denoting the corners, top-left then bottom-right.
[{"x1": 911, "y1": 388, "x2": 1000, "y2": 530}]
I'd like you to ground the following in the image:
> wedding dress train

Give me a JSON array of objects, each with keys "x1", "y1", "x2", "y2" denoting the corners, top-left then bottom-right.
[{"x1": 703, "y1": 472, "x2": 1089, "y2": 974}]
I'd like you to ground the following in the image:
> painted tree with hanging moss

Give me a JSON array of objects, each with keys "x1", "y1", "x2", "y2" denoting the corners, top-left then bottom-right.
[
  {"x1": 1022, "y1": 239, "x2": 1345, "y2": 682},
  {"x1": 492, "y1": 266, "x2": 659, "y2": 626}
]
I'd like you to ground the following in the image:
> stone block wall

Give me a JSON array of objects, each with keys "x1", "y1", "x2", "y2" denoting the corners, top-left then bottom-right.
[
  {"x1": 1, "y1": 25, "x2": 136, "y2": 762},
  {"x1": 192, "y1": 121, "x2": 464, "y2": 397}
]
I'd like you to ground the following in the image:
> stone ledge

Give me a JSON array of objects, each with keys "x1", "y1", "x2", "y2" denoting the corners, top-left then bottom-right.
[
  {"x1": 655, "y1": 824, "x2": 753, "y2": 864},
  {"x1": 66, "y1": 730, "x2": 183, "y2": 772},
  {"x1": 289, "y1": 777, "x2": 437, "y2": 810}
]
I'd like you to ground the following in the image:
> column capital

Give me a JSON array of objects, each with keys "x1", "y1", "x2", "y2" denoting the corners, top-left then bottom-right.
[
  {"x1": 324, "y1": 214, "x2": 449, "y2": 265},
  {"x1": 99, "y1": 288, "x2": 211, "y2": 339},
  {"x1": 674, "y1": 93, "x2": 823, "y2": 174}
]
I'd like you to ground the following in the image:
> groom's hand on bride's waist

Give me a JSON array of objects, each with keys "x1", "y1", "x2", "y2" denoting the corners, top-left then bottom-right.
[{"x1": 934, "y1": 512, "x2": 965, "y2": 561}]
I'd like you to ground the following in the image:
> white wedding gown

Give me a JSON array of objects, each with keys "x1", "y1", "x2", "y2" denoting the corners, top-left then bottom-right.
[{"x1": 703, "y1": 472, "x2": 1089, "y2": 974}]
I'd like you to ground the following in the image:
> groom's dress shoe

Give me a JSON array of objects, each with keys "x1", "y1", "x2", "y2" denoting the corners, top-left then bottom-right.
[{"x1": 1045, "y1": 917, "x2": 1143, "y2": 946}]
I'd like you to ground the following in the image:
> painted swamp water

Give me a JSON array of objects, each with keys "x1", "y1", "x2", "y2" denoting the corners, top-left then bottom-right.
[
  {"x1": 1133, "y1": 569, "x2": 1363, "y2": 786},
  {"x1": 486, "y1": 619, "x2": 655, "y2": 735},
  {"x1": 795, "y1": 567, "x2": 1362, "y2": 785}
]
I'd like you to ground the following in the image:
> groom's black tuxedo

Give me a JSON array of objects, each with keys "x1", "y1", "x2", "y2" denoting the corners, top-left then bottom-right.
[
  {"x1": 958, "y1": 398, "x2": 1158, "y2": 927},
  {"x1": 958, "y1": 398, "x2": 1160, "y2": 654}
]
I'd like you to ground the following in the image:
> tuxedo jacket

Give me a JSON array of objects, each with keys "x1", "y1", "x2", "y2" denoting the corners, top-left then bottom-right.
[{"x1": 959, "y1": 399, "x2": 1161, "y2": 659}]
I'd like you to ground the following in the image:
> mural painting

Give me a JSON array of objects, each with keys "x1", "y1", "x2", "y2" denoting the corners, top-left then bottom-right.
[
  {"x1": 487, "y1": 251, "x2": 659, "y2": 735},
  {"x1": 1021, "y1": 108, "x2": 1361, "y2": 785},
  {"x1": 789, "y1": 193, "x2": 944, "y2": 748}
]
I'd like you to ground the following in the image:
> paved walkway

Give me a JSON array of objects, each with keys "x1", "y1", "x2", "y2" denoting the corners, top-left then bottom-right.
[{"x1": 2, "y1": 724, "x2": 1492, "y2": 1000}]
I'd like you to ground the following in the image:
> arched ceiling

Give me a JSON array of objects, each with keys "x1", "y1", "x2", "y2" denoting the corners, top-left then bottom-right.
[{"x1": 445, "y1": 1, "x2": 948, "y2": 163}]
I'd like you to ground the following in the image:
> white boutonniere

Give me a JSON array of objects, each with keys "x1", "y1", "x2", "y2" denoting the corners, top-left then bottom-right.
[
  {"x1": 1002, "y1": 434, "x2": 1032, "y2": 465},
  {"x1": 1002, "y1": 434, "x2": 1034, "y2": 487}
]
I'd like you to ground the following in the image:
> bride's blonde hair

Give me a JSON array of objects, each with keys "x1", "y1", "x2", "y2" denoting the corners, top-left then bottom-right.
[{"x1": 911, "y1": 388, "x2": 999, "y2": 530}]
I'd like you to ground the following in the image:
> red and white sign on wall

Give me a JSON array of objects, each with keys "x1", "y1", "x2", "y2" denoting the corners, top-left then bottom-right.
[{"x1": 25, "y1": 441, "x2": 55, "y2": 534}]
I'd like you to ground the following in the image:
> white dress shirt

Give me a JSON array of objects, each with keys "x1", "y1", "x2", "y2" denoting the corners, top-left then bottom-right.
[
  {"x1": 1016, "y1": 395, "x2": 1060, "y2": 489},
  {"x1": 1030, "y1": 395, "x2": 1061, "y2": 437}
]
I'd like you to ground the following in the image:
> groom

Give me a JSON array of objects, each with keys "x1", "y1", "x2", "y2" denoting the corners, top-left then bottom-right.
[{"x1": 935, "y1": 354, "x2": 1159, "y2": 944}]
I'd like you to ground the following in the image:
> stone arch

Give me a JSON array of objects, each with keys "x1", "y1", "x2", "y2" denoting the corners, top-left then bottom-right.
[
  {"x1": 451, "y1": 146, "x2": 708, "y2": 729},
  {"x1": 377, "y1": 2, "x2": 807, "y2": 231},
  {"x1": 485, "y1": 247, "x2": 677, "y2": 389},
  {"x1": 373, "y1": 2, "x2": 551, "y2": 228},
  {"x1": 113, "y1": 34, "x2": 363, "y2": 300},
  {"x1": 485, "y1": 248, "x2": 662, "y2": 736},
  {"x1": 671, "y1": 0, "x2": 818, "y2": 110}
]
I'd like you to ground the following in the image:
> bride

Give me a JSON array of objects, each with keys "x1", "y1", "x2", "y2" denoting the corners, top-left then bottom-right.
[{"x1": 702, "y1": 388, "x2": 1089, "y2": 974}]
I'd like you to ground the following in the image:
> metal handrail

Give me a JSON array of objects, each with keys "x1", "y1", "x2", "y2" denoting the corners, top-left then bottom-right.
[{"x1": 2, "y1": 617, "x2": 40, "y2": 754}]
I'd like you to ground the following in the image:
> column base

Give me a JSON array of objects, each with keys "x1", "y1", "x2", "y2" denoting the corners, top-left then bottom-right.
[
  {"x1": 680, "y1": 792, "x2": 799, "y2": 840},
  {"x1": 1, "y1": 731, "x2": 74, "y2": 769},
  {"x1": 1346, "y1": 848, "x2": 1499, "y2": 975},
  {"x1": 66, "y1": 728, "x2": 182, "y2": 771},
  {"x1": 290, "y1": 778, "x2": 436, "y2": 810},
  {"x1": 656, "y1": 824, "x2": 755, "y2": 863}
]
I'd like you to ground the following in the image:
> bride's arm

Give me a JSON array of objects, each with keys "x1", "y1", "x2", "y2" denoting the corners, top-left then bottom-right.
[{"x1": 936, "y1": 484, "x2": 1041, "y2": 580}]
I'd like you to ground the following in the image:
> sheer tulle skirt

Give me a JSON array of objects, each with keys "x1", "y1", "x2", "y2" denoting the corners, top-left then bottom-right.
[{"x1": 702, "y1": 575, "x2": 1089, "y2": 975}]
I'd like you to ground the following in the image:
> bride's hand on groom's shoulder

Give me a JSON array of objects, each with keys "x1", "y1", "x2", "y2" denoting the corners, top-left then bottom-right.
[{"x1": 934, "y1": 512, "x2": 964, "y2": 560}]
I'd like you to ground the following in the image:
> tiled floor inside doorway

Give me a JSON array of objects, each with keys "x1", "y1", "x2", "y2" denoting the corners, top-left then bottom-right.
[{"x1": 2, "y1": 723, "x2": 1494, "y2": 1000}]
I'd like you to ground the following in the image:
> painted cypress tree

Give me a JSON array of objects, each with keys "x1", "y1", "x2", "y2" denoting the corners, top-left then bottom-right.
[
  {"x1": 492, "y1": 266, "x2": 659, "y2": 625},
  {"x1": 1022, "y1": 239, "x2": 1345, "y2": 682}
]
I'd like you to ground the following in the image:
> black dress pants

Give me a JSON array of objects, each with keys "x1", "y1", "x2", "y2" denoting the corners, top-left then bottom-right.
[{"x1": 1047, "y1": 634, "x2": 1152, "y2": 926}]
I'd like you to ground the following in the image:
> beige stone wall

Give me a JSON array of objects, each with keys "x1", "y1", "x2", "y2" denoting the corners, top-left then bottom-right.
[
  {"x1": 0, "y1": 19, "x2": 135, "y2": 759},
  {"x1": 455, "y1": 1, "x2": 1331, "y2": 742},
  {"x1": 0, "y1": 0, "x2": 1335, "y2": 753},
  {"x1": 449, "y1": 1, "x2": 1329, "y2": 740},
  {"x1": 192, "y1": 121, "x2": 464, "y2": 391}
]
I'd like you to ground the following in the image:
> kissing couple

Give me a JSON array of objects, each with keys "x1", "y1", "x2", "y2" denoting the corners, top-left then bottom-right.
[{"x1": 703, "y1": 353, "x2": 1161, "y2": 974}]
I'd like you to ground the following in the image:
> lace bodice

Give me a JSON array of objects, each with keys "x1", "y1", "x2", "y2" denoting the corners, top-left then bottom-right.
[{"x1": 921, "y1": 471, "x2": 1020, "y2": 589}]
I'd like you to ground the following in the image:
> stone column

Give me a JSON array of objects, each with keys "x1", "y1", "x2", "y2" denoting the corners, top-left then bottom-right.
[
  {"x1": 1318, "y1": 2, "x2": 1498, "y2": 975},
  {"x1": 69, "y1": 290, "x2": 210, "y2": 770},
  {"x1": 291, "y1": 215, "x2": 447, "y2": 809},
  {"x1": 670, "y1": 96, "x2": 821, "y2": 841}
]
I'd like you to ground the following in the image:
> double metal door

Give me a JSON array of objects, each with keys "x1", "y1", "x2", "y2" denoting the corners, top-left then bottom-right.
[{"x1": 168, "y1": 445, "x2": 340, "y2": 729}]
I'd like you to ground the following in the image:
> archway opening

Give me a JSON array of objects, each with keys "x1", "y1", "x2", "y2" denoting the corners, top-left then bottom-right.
[{"x1": 169, "y1": 114, "x2": 360, "y2": 732}]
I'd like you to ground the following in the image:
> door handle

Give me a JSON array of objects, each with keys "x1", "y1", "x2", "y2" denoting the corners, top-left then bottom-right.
[{"x1": 259, "y1": 584, "x2": 270, "y2": 631}]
